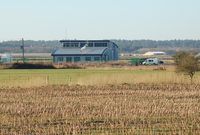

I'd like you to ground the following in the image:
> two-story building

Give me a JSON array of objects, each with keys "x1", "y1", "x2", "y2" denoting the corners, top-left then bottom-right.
[{"x1": 52, "y1": 40, "x2": 119, "y2": 63}]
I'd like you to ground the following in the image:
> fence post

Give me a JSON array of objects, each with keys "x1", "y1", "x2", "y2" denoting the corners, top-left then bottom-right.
[
  {"x1": 68, "y1": 76, "x2": 71, "y2": 83},
  {"x1": 46, "y1": 75, "x2": 49, "y2": 85}
]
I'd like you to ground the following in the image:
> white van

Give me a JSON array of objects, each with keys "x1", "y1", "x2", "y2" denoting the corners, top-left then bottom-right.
[{"x1": 142, "y1": 58, "x2": 160, "y2": 65}]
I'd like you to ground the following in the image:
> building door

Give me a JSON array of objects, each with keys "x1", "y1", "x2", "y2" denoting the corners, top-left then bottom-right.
[{"x1": 103, "y1": 54, "x2": 109, "y2": 62}]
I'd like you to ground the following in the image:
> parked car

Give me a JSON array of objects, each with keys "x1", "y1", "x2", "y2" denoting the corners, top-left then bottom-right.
[{"x1": 142, "y1": 58, "x2": 164, "y2": 65}]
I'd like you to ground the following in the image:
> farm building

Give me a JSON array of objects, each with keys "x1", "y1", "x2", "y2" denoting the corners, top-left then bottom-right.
[{"x1": 52, "y1": 40, "x2": 119, "y2": 63}]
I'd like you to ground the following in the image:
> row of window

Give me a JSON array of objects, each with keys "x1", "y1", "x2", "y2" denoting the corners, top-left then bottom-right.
[
  {"x1": 57, "y1": 56, "x2": 100, "y2": 62},
  {"x1": 63, "y1": 42, "x2": 108, "y2": 48}
]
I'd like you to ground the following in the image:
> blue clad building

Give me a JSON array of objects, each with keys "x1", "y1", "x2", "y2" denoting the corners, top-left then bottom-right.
[{"x1": 52, "y1": 40, "x2": 119, "y2": 63}]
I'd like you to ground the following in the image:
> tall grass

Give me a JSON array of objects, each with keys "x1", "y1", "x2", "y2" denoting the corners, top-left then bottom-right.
[
  {"x1": 0, "y1": 69, "x2": 200, "y2": 88},
  {"x1": 76, "y1": 71, "x2": 196, "y2": 85}
]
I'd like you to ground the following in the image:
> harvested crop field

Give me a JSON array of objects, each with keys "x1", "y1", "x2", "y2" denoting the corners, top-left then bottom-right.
[{"x1": 0, "y1": 84, "x2": 199, "y2": 134}]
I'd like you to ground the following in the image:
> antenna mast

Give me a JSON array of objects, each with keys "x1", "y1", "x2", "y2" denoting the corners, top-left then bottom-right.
[{"x1": 21, "y1": 38, "x2": 25, "y2": 63}]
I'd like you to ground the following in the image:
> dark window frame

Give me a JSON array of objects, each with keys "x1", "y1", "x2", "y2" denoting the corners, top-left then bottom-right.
[
  {"x1": 66, "y1": 57, "x2": 72, "y2": 62},
  {"x1": 94, "y1": 57, "x2": 100, "y2": 61},
  {"x1": 57, "y1": 57, "x2": 64, "y2": 62},
  {"x1": 74, "y1": 57, "x2": 81, "y2": 62},
  {"x1": 63, "y1": 43, "x2": 70, "y2": 47},
  {"x1": 85, "y1": 57, "x2": 91, "y2": 61},
  {"x1": 94, "y1": 42, "x2": 108, "y2": 47}
]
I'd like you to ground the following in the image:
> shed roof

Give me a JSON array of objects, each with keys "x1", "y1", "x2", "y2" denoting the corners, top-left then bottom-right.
[
  {"x1": 59, "y1": 40, "x2": 119, "y2": 48},
  {"x1": 143, "y1": 51, "x2": 166, "y2": 56},
  {"x1": 60, "y1": 40, "x2": 110, "y2": 43},
  {"x1": 52, "y1": 47, "x2": 108, "y2": 56}
]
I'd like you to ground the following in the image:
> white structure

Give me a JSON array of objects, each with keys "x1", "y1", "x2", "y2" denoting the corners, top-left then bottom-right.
[
  {"x1": 196, "y1": 53, "x2": 200, "y2": 58},
  {"x1": 0, "y1": 54, "x2": 12, "y2": 63},
  {"x1": 143, "y1": 51, "x2": 166, "y2": 56}
]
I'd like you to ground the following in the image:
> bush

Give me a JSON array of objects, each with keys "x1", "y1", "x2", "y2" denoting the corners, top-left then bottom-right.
[
  {"x1": 10, "y1": 63, "x2": 55, "y2": 69},
  {"x1": 53, "y1": 63, "x2": 85, "y2": 69},
  {"x1": 174, "y1": 52, "x2": 199, "y2": 83}
]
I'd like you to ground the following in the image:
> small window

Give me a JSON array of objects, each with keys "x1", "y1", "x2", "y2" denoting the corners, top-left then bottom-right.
[
  {"x1": 74, "y1": 57, "x2": 81, "y2": 62},
  {"x1": 63, "y1": 43, "x2": 70, "y2": 47},
  {"x1": 57, "y1": 57, "x2": 63, "y2": 62},
  {"x1": 94, "y1": 43, "x2": 107, "y2": 47},
  {"x1": 80, "y1": 42, "x2": 93, "y2": 47},
  {"x1": 66, "y1": 57, "x2": 72, "y2": 62},
  {"x1": 94, "y1": 57, "x2": 100, "y2": 61},
  {"x1": 70, "y1": 43, "x2": 79, "y2": 47},
  {"x1": 85, "y1": 57, "x2": 91, "y2": 61},
  {"x1": 88, "y1": 43, "x2": 93, "y2": 47},
  {"x1": 80, "y1": 43, "x2": 86, "y2": 48}
]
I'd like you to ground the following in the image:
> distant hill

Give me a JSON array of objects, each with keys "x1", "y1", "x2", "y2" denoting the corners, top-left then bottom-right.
[
  {"x1": 113, "y1": 40, "x2": 200, "y2": 55},
  {"x1": 0, "y1": 40, "x2": 61, "y2": 53},
  {"x1": 1, "y1": 40, "x2": 200, "y2": 55}
]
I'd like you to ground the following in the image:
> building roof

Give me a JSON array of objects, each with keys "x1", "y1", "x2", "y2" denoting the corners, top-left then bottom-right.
[
  {"x1": 143, "y1": 51, "x2": 166, "y2": 56},
  {"x1": 60, "y1": 40, "x2": 110, "y2": 43},
  {"x1": 52, "y1": 47, "x2": 108, "y2": 56},
  {"x1": 59, "y1": 40, "x2": 119, "y2": 48}
]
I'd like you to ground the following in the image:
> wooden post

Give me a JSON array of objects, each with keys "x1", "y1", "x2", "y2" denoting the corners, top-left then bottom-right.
[{"x1": 46, "y1": 76, "x2": 49, "y2": 85}]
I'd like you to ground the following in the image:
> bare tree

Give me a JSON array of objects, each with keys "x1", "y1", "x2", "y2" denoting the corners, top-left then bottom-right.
[{"x1": 174, "y1": 52, "x2": 199, "y2": 83}]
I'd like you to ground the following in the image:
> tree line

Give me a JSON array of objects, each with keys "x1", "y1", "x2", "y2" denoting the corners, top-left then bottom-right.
[{"x1": 0, "y1": 39, "x2": 200, "y2": 54}]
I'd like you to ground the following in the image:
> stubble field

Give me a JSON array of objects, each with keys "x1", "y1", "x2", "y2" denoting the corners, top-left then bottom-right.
[
  {"x1": 0, "y1": 83, "x2": 200, "y2": 134},
  {"x1": 0, "y1": 67, "x2": 200, "y2": 134}
]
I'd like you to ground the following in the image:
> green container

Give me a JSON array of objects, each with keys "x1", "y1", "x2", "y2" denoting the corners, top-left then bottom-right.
[{"x1": 130, "y1": 58, "x2": 146, "y2": 66}]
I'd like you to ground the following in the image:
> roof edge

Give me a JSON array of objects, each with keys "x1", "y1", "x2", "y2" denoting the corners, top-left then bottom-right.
[
  {"x1": 51, "y1": 47, "x2": 108, "y2": 55},
  {"x1": 60, "y1": 40, "x2": 111, "y2": 43}
]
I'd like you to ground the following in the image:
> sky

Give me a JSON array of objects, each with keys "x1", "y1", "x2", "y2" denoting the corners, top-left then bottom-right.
[{"x1": 0, "y1": 0, "x2": 200, "y2": 41}]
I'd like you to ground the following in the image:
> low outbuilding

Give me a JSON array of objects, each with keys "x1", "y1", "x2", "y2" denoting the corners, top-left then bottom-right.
[{"x1": 0, "y1": 54, "x2": 12, "y2": 64}]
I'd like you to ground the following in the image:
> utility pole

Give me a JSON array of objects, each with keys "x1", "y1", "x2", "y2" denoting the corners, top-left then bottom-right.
[{"x1": 21, "y1": 38, "x2": 25, "y2": 63}]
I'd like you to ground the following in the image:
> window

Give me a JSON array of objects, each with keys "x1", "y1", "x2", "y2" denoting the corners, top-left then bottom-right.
[
  {"x1": 66, "y1": 57, "x2": 72, "y2": 62},
  {"x1": 80, "y1": 43, "x2": 86, "y2": 48},
  {"x1": 94, "y1": 57, "x2": 100, "y2": 61},
  {"x1": 80, "y1": 42, "x2": 94, "y2": 47},
  {"x1": 74, "y1": 57, "x2": 81, "y2": 62},
  {"x1": 88, "y1": 43, "x2": 94, "y2": 47},
  {"x1": 74, "y1": 43, "x2": 79, "y2": 47},
  {"x1": 57, "y1": 57, "x2": 63, "y2": 62},
  {"x1": 63, "y1": 42, "x2": 79, "y2": 47},
  {"x1": 94, "y1": 43, "x2": 107, "y2": 47},
  {"x1": 63, "y1": 43, "x2": 70, "y2": 47},
  {"x1": 148, "y1": 60, "x2": 153, "y2": 62},
  {"x1": 85, "y1": 57, "x2": 91, "y2": 61},
  {"x1": 65, "y1": 43, "x2": 78, "y2": 47}
]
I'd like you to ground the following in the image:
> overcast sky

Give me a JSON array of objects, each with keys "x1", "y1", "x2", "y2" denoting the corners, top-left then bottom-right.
[{"x1": 0, "y1": 0, "x2": 200, "y2": 41}]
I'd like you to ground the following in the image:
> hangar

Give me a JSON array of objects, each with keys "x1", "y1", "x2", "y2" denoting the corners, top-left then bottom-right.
[{"x1": 52, "y1": 40, "x2": 119, "y2": 63}]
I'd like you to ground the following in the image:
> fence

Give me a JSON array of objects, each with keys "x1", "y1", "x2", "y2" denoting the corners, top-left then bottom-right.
[
  {"x1": 0, "y1": 73, "x2": 73, "y2": 87},
  {"x1": 1, "y1": 71, "x2": 200, "y2": 88}
]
